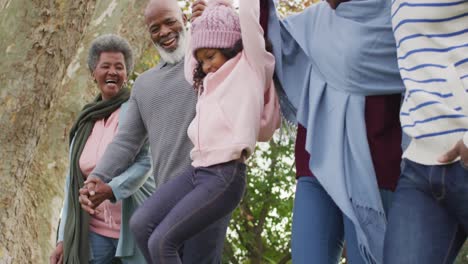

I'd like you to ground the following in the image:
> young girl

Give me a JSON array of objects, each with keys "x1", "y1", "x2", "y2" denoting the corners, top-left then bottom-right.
[{"x1": 129, "y1": 0, "x2": 280, "y2": 263}]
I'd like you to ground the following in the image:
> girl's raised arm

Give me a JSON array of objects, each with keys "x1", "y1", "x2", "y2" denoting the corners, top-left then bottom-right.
[{"x1": 238, "y1": 0, "x2": 274, "y2": 76}]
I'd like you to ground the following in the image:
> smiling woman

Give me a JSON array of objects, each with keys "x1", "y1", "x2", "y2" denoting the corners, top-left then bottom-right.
[
  {"x1": 87, "y1": 35, "x2": 134, "y2": 101},
  {"x1": 92, "y1": 52, "x2": 128, "y2": 101},
  {"x1": 49, "y1": 34, "x2": 155, "y2": 264}
]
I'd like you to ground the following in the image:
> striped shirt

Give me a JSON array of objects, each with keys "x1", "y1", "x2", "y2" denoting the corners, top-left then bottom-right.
[{"x1": 392, "y1": 0, "x2": 468, "y2": 165}]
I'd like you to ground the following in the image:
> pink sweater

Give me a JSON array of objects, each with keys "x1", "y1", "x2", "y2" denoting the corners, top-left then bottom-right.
[
  {"x1": 80, "y1": 108, "x2": 122, "y2": 239},
  {"x1": 185, "y1": 0, "x2": 281, "y2": 167}
]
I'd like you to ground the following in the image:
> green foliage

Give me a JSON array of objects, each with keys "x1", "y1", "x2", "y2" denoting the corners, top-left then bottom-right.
[
  {"x1": 277, "y1": 0, "x2": 317, "y2": 16},
  {"x1": 130, "y1": 42, "x2": 160, "y2": 84},
  {"x1": 223, "y1": 125, "x2": 296, "y2": 264},
  {"x1": 456, "y1": 242, "x2": 468, "y2": 264}
]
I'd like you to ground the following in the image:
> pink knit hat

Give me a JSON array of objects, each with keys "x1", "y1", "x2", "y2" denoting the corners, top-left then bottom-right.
[{"x1": 191, "y1": 0, "x2": 241, "y2": 54}]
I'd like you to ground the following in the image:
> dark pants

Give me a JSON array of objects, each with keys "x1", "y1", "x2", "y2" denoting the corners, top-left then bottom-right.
[
  {"x1": 384, "y1": 159, "x2": 468, "y2": 264},
  {"x1": 130, "y1": 160, "x2": 247, "y2": 264}
]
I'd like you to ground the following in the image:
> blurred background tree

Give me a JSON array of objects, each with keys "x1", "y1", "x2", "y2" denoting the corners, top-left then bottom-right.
[
  {"x1": 1, "y1": 0, "x2": 467, "y2": 263},
  {"x1": 222, "y1": 131, "x2": 296, "y2": 264},
  {"x1": 0, "y1": 1, "x2": 149, "y2": 263}
]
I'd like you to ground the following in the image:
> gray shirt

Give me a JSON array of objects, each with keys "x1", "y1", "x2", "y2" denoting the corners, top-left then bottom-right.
[{"x1": 92, "y1": 59, "x2": 196, "y2": 187}]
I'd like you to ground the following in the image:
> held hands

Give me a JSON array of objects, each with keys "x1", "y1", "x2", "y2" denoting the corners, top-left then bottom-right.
[
  {"x1": 438, "y1": 139, "x2": 468, "y2": 167},
  {"x1": 78, "y1": 177, "x2": 115, "y2": 215},
  {"x1": 191, "y1": 0, "x2": 207, "y2": 22}
]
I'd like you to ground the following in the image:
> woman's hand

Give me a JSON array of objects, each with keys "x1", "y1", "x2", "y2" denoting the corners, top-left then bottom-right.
[
  {"x1": 50, "y1": 242, "x2": 63, "y2": 264},
  {"x1": 438, "y1": 139, "x2": 468, "y2": 167},
  {"x1": 191, "y1": 0, "x2": 207, "y2": 22}
]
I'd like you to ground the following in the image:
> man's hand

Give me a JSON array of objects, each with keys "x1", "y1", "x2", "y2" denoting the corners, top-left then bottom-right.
[
  {"x1": 191, "y1": 0, "x2": 207, "y2": 22},
  {"x1": 50, "y1": 242, "x2": 63, "y2": 264},
  {"x1": 438, "y1": 139, "x2": 468, "y2": 166},
  {"x1": 79, "y1": 177, "x2": 115, "y2": 215}
]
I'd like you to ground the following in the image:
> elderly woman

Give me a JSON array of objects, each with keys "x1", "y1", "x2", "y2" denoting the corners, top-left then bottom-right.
[{"x1": 50, "y1": 34, "x2": 155, "y2": 264}]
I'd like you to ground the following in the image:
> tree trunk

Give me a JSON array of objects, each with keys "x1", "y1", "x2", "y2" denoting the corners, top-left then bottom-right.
[{"x1": 0, "y1": 1, "x2": 149, "y2": 263}]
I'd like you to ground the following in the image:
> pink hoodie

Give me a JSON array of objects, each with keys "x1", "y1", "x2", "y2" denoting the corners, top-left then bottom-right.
[{"x1": 185, "y1": 0, "x2": 281, "y2": 167}]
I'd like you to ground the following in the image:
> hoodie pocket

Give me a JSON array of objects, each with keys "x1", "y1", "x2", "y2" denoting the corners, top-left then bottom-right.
[{"x1": 199, "y1": 101, "x2": 233, "y2": 150}]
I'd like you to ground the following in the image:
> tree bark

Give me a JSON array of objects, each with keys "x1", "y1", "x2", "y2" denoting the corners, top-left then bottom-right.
[{"x1": 0, "y1": 1, "x2": 149, "y2": 263}]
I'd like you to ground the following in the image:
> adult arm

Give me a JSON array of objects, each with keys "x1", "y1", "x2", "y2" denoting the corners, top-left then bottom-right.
[
  {"x1": 80, "y1": 140, "x2": 156, "y2": 214},
  {"x1": 105, "y1": 141, "x2": 153, "y2": 201},
  {"x1": 263, "y1": 0, "x2": 312, "y2": 114},
  {"x1": 89, "y1": 94, "x2": 148, "y2": 183},
  {"x1": 80, "y1": 141, "x2": 153, "y2": 213}
]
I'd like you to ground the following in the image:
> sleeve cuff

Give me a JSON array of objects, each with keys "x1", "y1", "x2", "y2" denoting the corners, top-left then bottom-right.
[
  {"x1": 90, "y1": 175, "x2": 119, "y2": 203},
  {"x1": 108, "y1": 180, "x2": 121, "y2": 203}
]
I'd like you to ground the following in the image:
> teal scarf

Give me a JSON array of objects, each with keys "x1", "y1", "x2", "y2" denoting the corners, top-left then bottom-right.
[{"x1": 63, "y1": 88, "x2": 130, "y2": 264}]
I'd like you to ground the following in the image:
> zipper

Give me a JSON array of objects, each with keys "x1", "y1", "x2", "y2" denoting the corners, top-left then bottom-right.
[{"x1": 197, "y1": 88, "x2": 202, "y2": 154}]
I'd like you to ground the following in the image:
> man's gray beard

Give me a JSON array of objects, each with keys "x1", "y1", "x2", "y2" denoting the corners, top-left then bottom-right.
[{"x1": 154, "y1": 29, "x2": 186, "y2": 65}]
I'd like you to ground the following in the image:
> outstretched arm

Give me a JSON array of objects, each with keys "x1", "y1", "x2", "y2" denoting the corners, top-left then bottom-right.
[
  {"x1": 239, "y1": 0, "x2": 275, "y2": 80},
  {"x1": 264, "y1": 0, "x2": 312, "y2": 115},
  {"x1": 90, "y1": 94, "x2": 147, "y2": 183},
  {"x1": 106, "y1": 141, "x2": 154, "y2": 201},
  {"x1": 80, "y1": 141, "x2": 153, "y2": 214}
]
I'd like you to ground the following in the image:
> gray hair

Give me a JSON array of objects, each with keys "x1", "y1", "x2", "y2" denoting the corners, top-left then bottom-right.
[{"x1": 87, "y1": 34, "x2": 134, "y2": 76}]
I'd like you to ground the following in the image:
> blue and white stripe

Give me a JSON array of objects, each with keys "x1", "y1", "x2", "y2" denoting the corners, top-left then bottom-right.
[{"x1": 392, "y1": 0, "x2": 468, "y2": 164}]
